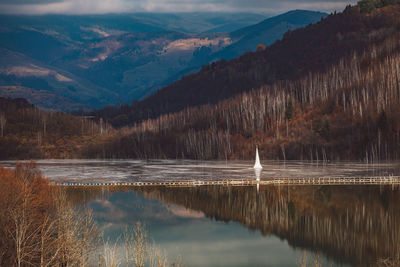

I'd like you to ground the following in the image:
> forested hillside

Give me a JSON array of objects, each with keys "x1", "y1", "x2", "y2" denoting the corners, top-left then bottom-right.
[
  {"x1": 0, "y1": 97, "x2": 110, "y2": 159},
  {"x1": 84, "y1": 3, "x2": 400, "y2": 161},
  {"x1": 3, "y1": 2, "x2": 400, "y2": 161},
  {"x1": 93, "y1": 3, "x2": 400, "y2": 128}
]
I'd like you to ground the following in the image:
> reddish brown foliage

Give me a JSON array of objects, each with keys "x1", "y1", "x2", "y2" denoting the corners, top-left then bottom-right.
[{"x1": 0, "y1": 161, "x2": 54, "y2": 266}]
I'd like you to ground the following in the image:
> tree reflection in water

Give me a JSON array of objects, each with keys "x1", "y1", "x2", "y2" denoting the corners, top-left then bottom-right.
[{"x1": 66, "y1": 185, "x2": 400, "y2": 267}]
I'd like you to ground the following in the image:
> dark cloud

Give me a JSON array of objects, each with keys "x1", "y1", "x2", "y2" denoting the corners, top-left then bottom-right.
[
  {"x1": 0, "y1": 0, "x2": 358, "y2": 15},
  {"x1": 0, "y1": 0, "x2": 63, "y2": 4}
]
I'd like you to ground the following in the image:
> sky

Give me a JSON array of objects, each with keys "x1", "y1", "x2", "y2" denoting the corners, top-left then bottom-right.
[{"x1": 0, "y1": 0, "x2": 358, "y2": 15}]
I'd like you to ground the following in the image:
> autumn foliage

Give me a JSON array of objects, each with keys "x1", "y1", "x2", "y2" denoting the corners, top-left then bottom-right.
[
  {"x1": 0, "y1": 162, "x2": 54, "y2": 266},
  {"x1": 0, "y1": 162, "x2": 99, "y2": 267}
]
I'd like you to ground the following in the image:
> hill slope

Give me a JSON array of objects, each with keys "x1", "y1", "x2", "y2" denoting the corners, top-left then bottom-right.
[
  {"x1": 215, "y1": 10, "x2": 327, "y2": 60},
  {"x1": 0, "y1": 97, "x2": 109, "y2": 159},
  {"x1": 93, "y1": 5, "x2": 399, "y2": 127},
  {"x1": 0, "y1": 12, "x2": 321, "y2": 111},
  {"x1": 85, "y1": 4, "x2": 400, "y2": 161},
  {"x1": 0, "y1": 13, "x2": 265, "y2": 111}
]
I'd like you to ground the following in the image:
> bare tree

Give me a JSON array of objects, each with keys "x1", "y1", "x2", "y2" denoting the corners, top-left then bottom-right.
[
  {"x1": 124, "y1": 222, "x2": 148, "y2": 267},
  {"x1": 0, "y1": 112, "x2": 6, "y2": 137},
  {"x1": 41, "y1": 112, "x2": 47, "y2": 137},
  {"x1": 55, "y1": 189, "x2": 100, "y2": 266},
  {"x1": 8, "y1": 169, "x2": 42, "y2": 267},
  {"x1": 9, "y1": 201, "x2": 38, "y2": 267},
  {"x1": 100, "y1": 118, "x2": 104, "y2": 135},
  {"x1": 39, "y1": 214, "x2": 61, "y2": 267}
]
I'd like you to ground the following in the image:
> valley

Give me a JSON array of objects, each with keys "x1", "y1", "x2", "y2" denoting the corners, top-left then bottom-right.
[{"x1": 0, "y1": 11, "x2": 324, "y2": 110}]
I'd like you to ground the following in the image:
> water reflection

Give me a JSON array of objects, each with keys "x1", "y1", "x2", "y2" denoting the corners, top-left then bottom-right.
[
  {"x1": 254, "y1": 168, "x2": 262, "y2": 193},
  {"x1": 254, "y1": 168, "x2": 262, "y2": 181},
  {"x1": 66, "y1": 185, "x2": 399, "y2": 267},
  {"x1": 3, "y1": 159, "x2": 400, "y2": 182}
]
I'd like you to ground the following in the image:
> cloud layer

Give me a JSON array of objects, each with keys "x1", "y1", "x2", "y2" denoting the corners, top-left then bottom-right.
[{"x1": 0, "y1": 0, "x2": 358, "y2": 15}]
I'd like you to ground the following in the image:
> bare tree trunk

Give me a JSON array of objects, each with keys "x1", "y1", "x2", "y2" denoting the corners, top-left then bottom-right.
[
  {"x1": 55, "y1": 190, "x2": 100, "y2": 267},
  {"x1": 0, "y1": 113, "x2": 6, "y2": 137},
  {"x1": 9, "y1": 183, "x2": 38, "y2": 267}
]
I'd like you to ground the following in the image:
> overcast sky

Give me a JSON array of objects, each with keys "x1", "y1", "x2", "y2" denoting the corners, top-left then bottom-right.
[{"x1": 0, "y1": 0, "x2": 358, "y2": 15}]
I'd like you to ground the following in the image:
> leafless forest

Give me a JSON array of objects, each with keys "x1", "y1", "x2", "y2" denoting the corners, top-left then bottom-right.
[
  {"x1": 2, "y1": 4, "x2": 400, "y2": 161},
  {"x1": 84, "y1": 34, "x2": 400, "y2": 161}
]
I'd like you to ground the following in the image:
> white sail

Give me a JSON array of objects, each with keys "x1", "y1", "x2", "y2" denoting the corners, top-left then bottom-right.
[{"x1": 254, "y1": 146, "x2": 262, "y2": 169}]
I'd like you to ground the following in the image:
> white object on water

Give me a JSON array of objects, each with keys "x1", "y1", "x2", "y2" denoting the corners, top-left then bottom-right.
[
  {"x1": 254, "y1": 146, "x2": 263, "y2": 170},
  {"x1": 254, "y1": 167, "x2": 262, "y2": 182}
]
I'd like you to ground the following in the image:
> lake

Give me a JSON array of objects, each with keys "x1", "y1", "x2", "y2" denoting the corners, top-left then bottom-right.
[
  {"x1": 2, "y1": 160, "x2": 399, "y2": 266},
  {"x1": 1, "y1": 159, "x2": 400, "y2": 182}
]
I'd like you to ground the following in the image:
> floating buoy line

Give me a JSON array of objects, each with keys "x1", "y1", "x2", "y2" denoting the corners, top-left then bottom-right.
[
  {"x1": 51, "y1": 176, "x2": 400, "y2": 187},
  {"x1": 50, "y1": 148, "x2": 400, "y2": 187}
]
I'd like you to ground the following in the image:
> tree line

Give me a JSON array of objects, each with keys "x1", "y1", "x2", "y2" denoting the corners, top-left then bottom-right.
[
  {"x1": 0, "y1": 97, "x2": 111, "y2": 159},
  {"x1": 83, "y1": 31, "x2": 400, "y2": 161},
  {"x1": 91, "y1": 3, "x2": 400, "y2": 128}
]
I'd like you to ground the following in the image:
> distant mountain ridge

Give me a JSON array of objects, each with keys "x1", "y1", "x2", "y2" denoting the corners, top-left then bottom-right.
[
  {"x1": 0, "y1": 11, "x2": 323, "y2": 111},
  {"x1": 216, "y1": 10, "x2": 327, "y2": 60}
]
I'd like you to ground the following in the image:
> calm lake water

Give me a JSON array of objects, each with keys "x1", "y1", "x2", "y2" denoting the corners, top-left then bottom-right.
[
  {"x1": 1, "y1": 159, "x2": 400, "y2": 182},
  {"x1": 2, "y1": 160, "x2": 399, "y2": 266}
]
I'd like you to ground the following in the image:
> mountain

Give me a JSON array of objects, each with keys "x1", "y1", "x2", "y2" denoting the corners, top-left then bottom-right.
[
  {"x1": 93, "y1": 6, "x2": 371, "y2": 127},
  {"x1": 215, "y1": 10, "x2": 327, "y2": 60},
  {"x1": 4, "y1": 3, "x2": 400, "y2": 161},
  {"x1": 125, "y1": 13, "x2": 267, "y2": 33},
  {"x1": 0, "y1": 47, "x2": 119, "y2": 111},
  {"x1": 0, "y1": 13, "x2": 264, "y2": 111},
  {"x1": 0, "y1": 11, "x2": 323, "y2": 111},
  {"x1": 85, "y1": 3, "x2": 400, "y2": 161}
]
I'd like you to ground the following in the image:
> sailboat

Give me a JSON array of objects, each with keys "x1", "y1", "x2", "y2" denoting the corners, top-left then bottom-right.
[{"x1": 254, "y1": 146, "x2": 262, "y2": 169}]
